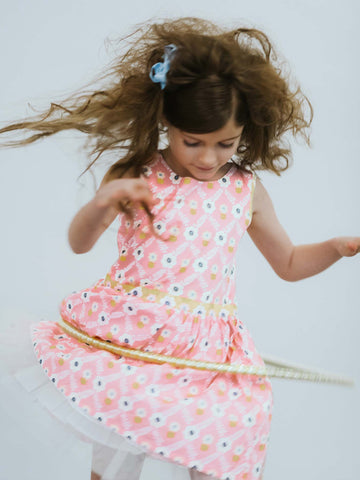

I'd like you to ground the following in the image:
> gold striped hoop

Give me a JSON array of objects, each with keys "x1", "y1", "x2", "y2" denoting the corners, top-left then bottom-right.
[{"x1": 57, "y1": 318, "x2": 354, "y2": 386}]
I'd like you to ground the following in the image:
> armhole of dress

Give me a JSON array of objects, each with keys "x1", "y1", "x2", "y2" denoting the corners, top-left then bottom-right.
[{"x1": 247, "y1": 171, "x2": 257, "y2": 228}]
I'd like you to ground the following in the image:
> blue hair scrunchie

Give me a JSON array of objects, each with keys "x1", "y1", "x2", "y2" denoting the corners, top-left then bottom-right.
[{"x1": 149, "y1": 44, "x2": 177, "y2": 90}]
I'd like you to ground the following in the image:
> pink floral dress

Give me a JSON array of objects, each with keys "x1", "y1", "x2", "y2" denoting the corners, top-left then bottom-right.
[{"x1": 32, "y1": 152, "x2": 273, "y2": 480}]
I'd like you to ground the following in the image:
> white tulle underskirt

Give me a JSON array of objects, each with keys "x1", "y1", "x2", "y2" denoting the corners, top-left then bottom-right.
[{"x1": 0, "y1": 309, "x2": 212, "y2": 480}]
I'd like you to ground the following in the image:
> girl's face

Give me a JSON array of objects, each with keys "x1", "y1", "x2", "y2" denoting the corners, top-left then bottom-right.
[{"x1": 164, "y1": 117, "x2": 244, "y2": 181}]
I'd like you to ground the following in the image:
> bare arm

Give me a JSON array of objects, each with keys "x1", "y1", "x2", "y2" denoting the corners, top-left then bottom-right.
[
  {"x1": 68, "y1": 175, "x2": 156, "y2": 254},
  {"x1": 247, "y1": 179, "x2": 360, "y2": 282}
]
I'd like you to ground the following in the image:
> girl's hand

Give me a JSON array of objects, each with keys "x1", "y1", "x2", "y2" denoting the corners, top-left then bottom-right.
[
  {"x1": 95, "y1": 176, "x2": 157, "y2": 212},
  {"x1": 332, "y1": 237, "x2": 360, "y2": 257}
]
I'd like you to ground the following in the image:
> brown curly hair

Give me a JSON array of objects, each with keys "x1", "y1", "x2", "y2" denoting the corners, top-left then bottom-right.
[{"x1": 0, "y1": 17, "x2": 313, "y2": 181}]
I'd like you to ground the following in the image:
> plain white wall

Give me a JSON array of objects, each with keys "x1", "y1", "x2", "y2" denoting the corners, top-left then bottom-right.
[{"x1": 0, "y1": 1, "x2": 359, "y2": 479}]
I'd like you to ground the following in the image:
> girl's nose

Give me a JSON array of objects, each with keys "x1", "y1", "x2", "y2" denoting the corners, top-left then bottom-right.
[{"x1": 198, "y1": 149, "x2": 216, "y2": 167}]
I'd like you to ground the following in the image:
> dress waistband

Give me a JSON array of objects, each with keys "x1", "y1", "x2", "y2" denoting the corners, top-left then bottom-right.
[
  {"x1": 57, "y1": 318, "x2": 354, "y2": 386},
  {"x1": 101, "y1": 280, "x2": 238, "y2": 317}
]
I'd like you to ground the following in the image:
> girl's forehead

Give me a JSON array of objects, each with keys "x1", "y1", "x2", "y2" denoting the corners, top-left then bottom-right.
[{"x1": 177, "y1": 118, "x2": 244, "y2": 141}]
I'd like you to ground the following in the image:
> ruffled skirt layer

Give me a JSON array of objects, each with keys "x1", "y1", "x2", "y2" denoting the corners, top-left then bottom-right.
[{"x1": 0, "y1": 307, "x2": 273, "y2": 480}]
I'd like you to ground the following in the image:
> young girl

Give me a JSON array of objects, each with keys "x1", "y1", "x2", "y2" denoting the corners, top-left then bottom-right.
[{"x1": 1, "y1": 17, "x2": 358, "y2": 480}]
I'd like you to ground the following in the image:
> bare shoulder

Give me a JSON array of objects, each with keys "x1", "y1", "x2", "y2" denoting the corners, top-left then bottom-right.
[{"x1": 251, "y1": 176, "x2": 274, "y2": 218}]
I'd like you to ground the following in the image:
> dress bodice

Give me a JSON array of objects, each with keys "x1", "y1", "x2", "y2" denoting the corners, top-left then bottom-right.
[{"x1": 103, "y1": 152, "x2": 255, "y2": 306}]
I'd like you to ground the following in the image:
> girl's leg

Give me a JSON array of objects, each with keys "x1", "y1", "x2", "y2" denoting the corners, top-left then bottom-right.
[{"x1": 91, "y1": 471, "x2": 101, "y2": 480}]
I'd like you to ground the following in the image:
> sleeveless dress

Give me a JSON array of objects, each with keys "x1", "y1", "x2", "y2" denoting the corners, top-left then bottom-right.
[{"x1": 30, "y1": 152, "x2": 273, "y2": 480}]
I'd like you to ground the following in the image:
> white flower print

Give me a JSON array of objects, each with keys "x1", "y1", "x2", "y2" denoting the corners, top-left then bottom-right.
[
  {"x1": 188, "y1": 290, "x2": 197, "y2": 300},
  {"x1": 81, "y1": 291, "x2": 90, "y2": 302},
  {"x1": 150, "y1": 412, "x2": 166, "y2": 427},
  {"x1": 151, "y1": 323, "x2": 163, "y2": 335},
  {"x1": 50, "y1": 374, "x2": 58, "y2": 385},
  {"x1": 56, "y1": 344, "x2": 65, "y2": 351},
  {"x1": 140, "y1": 315, "x2": 149, "y2": 325},
  {"x1": 110, "y1": 324, "x2": 120, "y2": 335},
  {"x1": 174, "y1": 195, "x2": 185, "y2": 209},
  {"x1": 221, "y1": 474, "x2": 236, "y2": 480},
  {"x1": 153, "y1": 221, "x2": 166, "y2": 235},
  {"x1": 218, "y1": 175, "x2": 231, "y2": 187},
  {"x1": 119, "y1": 333, "x2": 132, "y2": 345},
  {"x1": 160, "y1": 295, "x2": 176, "y2": 308},
  {"x1": 235, "y1": 178, "x2": 243, "y2": 189},
  {"x1": 202, "y1": 199, "x2": 216, "y2": 213},
  {"x1": 253, "y1": 463, "x2": 263, "y2": 478},
  {"x1": 115, "y1": 270, "x2": 126, "y2": 282},
  {"x1": 136, "y1": 374, "x2": 147, "y2": 384},
  {"x1": 199, "y1": 338, "x2": 211, "y2": 351},
  {"x1": 161, "y1": 253, "x2": 177, "y2": 268},
  {"x1": 188, "y1": 461, "x2": 203, "y2": 471},
  {"x1": 242, "y1": 413, "x2": 256, "y2": 427},
  {"x1": 118, "y1": 396, "x2": 133, "y2": 411},
  {"x1": 263, "y1": 401, "x2": 272, "y2": 414},
  {"x1": 214, "y1": 231, "x2": 227, "y2": 246},
  {"x1": 66, "y1": 301, "x2": 73, "y2": 311},
  {"x1": 189, "y1": 200, "x2": 198, "y2": 214},
  {"x1": 93, "y1": 377, "x2": 106, "y2": 392},
  {"x1": 121, "y1": 364, "x2": 137, "y2": 376},
  {"x1": 188, "y1": 386, "x2": 198, "y2": 396},
  {"x1": 184, "y1": 226, "x2": 198, "y2": 241},
  {"x1": 178, "y1": 375, "x2": 191, "y2": 387},
  {"x1": 184, "y1": 425, "x2": 199, "y2": 440},
  {"x1": 170, "y1": 172, "x2": 181, "y2": 184},
  {"x1": 160, "y1": 329, "x2": 171, "y2": 338},
  {"x1": 107, "y1": 389, "x2": 117, "y2": 400},
  {"x1": 157, "y1": 171, "x2": 165, "y2": 181},
  {"x1": 124, "y1": 431, "x2": 137, "y2": 442},
  {"x1": 198, "y1": 399, "x2": 207, "y2": 409},
  {"x1": 70, "y1": 358, "x2": 83, "y2": 372},
  {"x1": 169, "y1": 422, "x2": 180, "y2": 432},
  {"x1": 170, "y1": 225, "x2": 180, "y2": 236},
  {"x1": 98, "y1": 312, "x2": 109, "y2": 325},
  {"x1": 212, "y1": 404, "x2": 226, "y2": 417},
  {"x1": 129, "y1": 287, "x2": 142, "y2": 298},
  {"x1": 83, "y1": 369, "x2": 92, "y2": 379},
  {"x1": 133, "y1": 246, "x2": 144, "y2": 260},
  {"x1": 234, "y1": 445, "x2": 244, "y2": 456},
  {"x1": 188, "y1": 335, "x2": 196, "y2": 347},
  {"x1": 193, "y1": 258, "x2": 208, "y2": 273},
  {"x1": 220, "y1": 309, "x2": 229, "y2": 321},
  {"x1": 146, "y1": 384, "x2": 160, "y2": 396},
  {"x1": 148, "y1": 252, "x2": 157, "y2": 262},
  {"x1": 155, "y1": 447, "x2": 170, "y2": 457},
  {"x1": 202, "y1": 231, "x2": 212, "y2": 246},
  {"x1": 180, "y1": 397, "x2": 194, "y2": 405},
  {"x1": 228, "y1": 388, "x2": 241, "y2": 400},
  {"x1": 201, "y1": 291, "x2": 213, "y2": 303},
  {"x1": 119, "y1": 247, "x2": 128, "y2": 259},
  {"x1": 123, "y1": 303, "x2": 137, "y2": 315},
  {"x1": 192, "y1": 305, "x2": 206, "y2": 318},
  {"x1": 169, "y1": 283, "x2": 183, "y2": 296},
  {"x1": 232, "y1": 204, "x2": 243, "y2": 218},
  {"x1": 216, "y1": 437, "x2": 232, "y2": 452},
  {"x1": 142, "y1": 165, "x2": 152, "y2": 177},
  {"x1": 136, "y1": 408, "x2": 147, "y2": 418},
  {"x1": 69, "y1": 393, "x2": 80, "y2": 405}
]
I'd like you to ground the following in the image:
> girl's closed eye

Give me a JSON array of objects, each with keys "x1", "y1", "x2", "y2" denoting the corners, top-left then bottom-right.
[{"x1": 183, "y1": 140, "x2": 234, "y2": 148}]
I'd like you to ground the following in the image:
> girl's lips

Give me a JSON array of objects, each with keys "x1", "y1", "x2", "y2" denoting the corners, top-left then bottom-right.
[{"x1": 194, "y1": 166, "x2": 216, "y2": 171}]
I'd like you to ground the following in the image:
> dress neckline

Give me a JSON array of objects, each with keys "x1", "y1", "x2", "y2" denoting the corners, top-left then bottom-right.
[{"x1": 157, "y1": 151, "x2": 237, "y2": 184}]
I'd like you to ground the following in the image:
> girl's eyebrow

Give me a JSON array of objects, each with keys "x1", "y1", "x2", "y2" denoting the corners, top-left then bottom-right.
[{"x1": 183, "y1": 133, "x2": 241, "y2": 142}]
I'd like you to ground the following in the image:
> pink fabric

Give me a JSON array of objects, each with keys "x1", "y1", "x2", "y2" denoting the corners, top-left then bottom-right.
[{"x1": 32, "y1": 152, "x2": 273, "y2": 480}]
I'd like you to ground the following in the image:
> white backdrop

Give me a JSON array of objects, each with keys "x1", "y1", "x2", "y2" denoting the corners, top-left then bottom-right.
[{"x1": 0, "y1": 1, "x2": 359, "y2": 479}]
